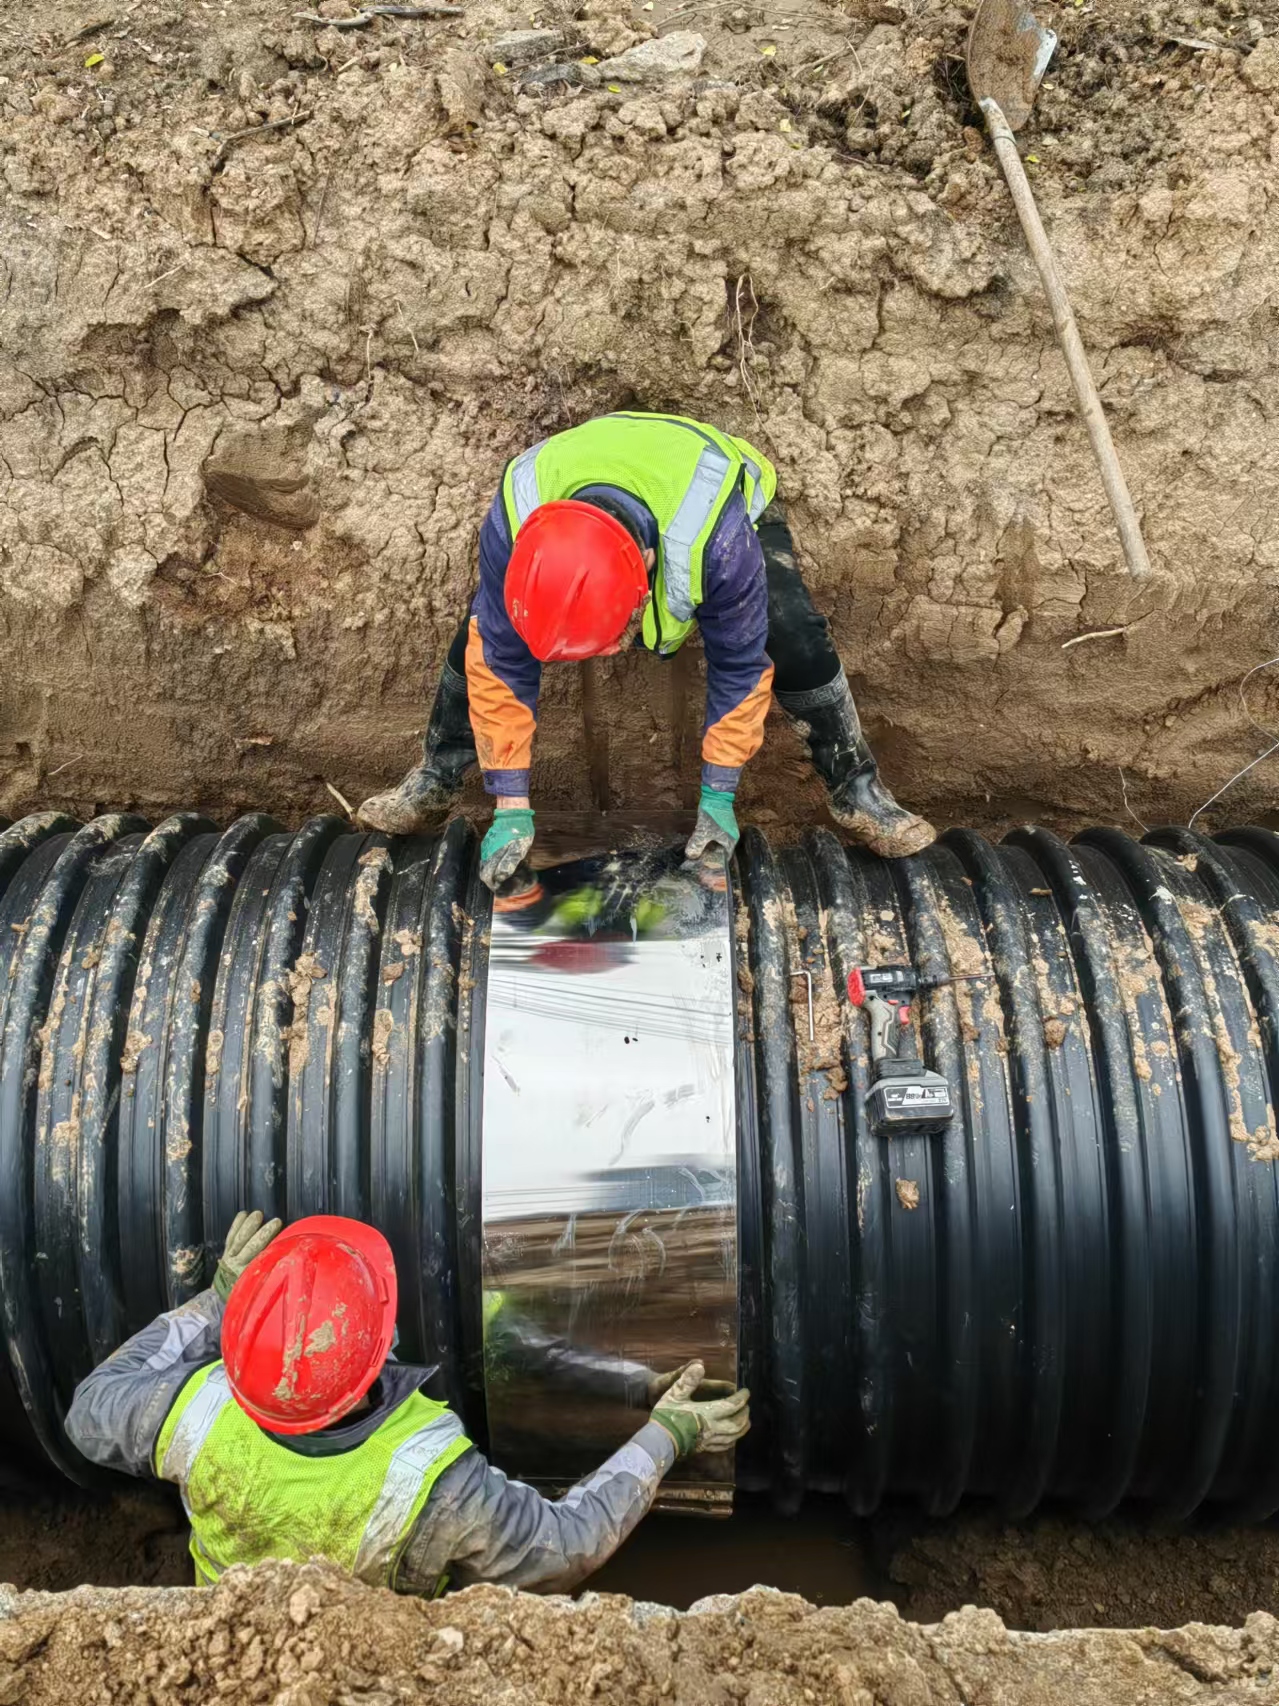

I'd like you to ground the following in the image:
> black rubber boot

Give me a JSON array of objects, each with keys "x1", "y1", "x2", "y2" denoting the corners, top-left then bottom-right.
[
  {"x1": 357, "y1": 661, "x2": 477, "y2": 834},
  {"x1": 776, "y1": 671, "x2": 936, "y2": 858}
]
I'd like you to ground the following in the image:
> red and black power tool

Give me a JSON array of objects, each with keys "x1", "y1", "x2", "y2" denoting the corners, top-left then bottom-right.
[{"x1": 846, "y1": 964, "x2": 954, "y2": 1139}]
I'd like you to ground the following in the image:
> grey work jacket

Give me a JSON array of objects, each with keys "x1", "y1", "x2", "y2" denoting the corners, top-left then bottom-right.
[{"x1": 64, "y1": 1288, "x2": 677, "y2": 1596}]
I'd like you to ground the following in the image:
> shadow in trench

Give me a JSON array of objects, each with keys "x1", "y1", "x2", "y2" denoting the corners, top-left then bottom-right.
[{"x1": 588, "y1": 1494, "x2": 884, "y2": 1609}]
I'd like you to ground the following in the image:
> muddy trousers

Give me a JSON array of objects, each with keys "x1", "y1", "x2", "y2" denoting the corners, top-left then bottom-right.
[
  {"x1": 427, "y1": 502, "x2": 845, "y2": 782},
  {"x1": 754, "y1": 509, "x2": 935, "y2": 856},
  {"x1": 755, "y1": 504, "x2": 844, "y2": 705}
]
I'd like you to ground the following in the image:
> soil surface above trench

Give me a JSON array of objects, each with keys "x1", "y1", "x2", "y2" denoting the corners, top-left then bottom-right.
[{"x1": 1, "y1": 0, "x2": 1278, "y2": 839}]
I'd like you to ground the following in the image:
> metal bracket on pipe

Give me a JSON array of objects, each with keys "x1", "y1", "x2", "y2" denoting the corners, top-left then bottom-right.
[{"x1": 479, "y1": 849, "x2": 738, "y2": 1514}]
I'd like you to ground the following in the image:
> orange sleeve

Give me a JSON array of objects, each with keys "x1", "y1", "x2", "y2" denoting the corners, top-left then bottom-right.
[
  {"x1": 465, "y1": 616, "x2": 537, "y2": 777},
  {"x1": 701, "y1": 662, "x2": 775, "y2": 769}
]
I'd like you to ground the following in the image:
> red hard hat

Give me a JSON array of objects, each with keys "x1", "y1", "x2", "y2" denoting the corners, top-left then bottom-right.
[
  {"x1": 505, "y1": 500, "x2": 650, "y2": 661},
  {"x1": 222, "y1": 1215, "x2": 398, "y2": 1435},
  {"x1": 530, "y1": 939, "x2": 614, "y2": 974}
]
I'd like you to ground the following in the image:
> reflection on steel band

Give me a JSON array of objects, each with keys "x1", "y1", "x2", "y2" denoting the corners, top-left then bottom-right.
[{"x1": 480, "y1": 849, "x2": 738, "y2": 1509}]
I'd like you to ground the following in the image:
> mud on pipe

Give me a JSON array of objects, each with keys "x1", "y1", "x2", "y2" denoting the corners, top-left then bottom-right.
[{"x1": 3, "y1": 809, "x2": 1279, "y2": 1520}]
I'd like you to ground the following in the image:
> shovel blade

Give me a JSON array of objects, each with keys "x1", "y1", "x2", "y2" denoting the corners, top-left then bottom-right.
[{"x1": 966, "y1": 0, "x2": 1057, "y2": 130}]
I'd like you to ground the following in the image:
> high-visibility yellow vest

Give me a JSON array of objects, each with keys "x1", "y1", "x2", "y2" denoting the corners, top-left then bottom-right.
[
  {"x1": 154, "y1": 1362, "x2": 471, "y2": 1590},
  {"x1": 501, "y1": 412, "x2": 777, "y2": 656}
]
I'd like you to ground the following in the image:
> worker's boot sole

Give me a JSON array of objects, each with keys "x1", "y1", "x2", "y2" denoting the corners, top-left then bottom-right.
[
  {"x1": 777, "y1": 671, "x2": 937, "y2": 860},
  {"x1": 357, "y1": 662, "x2": 476, "y2": 834},
  {"x1": 826, "y1": 800, "x2": 937, "y2": 859},
  {"x1": 355, "y1": 775, "x2": 459, "y2": 835}
]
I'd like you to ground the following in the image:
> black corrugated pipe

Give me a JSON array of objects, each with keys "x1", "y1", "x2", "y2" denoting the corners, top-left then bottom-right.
[{"x1": 3, "y1": 810, "x2": 1279, "y2": 1521}]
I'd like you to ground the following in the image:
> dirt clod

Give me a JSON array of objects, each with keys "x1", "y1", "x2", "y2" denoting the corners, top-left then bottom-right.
[
  {"x1": 119, "y1": 1030, "x2": 152, "y2": 1075},
  {"x1": 371, "y1": 1006, "x2": 394, "y2": 1066}
]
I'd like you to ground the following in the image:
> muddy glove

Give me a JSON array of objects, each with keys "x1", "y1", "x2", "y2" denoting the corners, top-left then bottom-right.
[
  {"x1": 646, "y1": 1360, "x2": 737, "y2": 1407},
  {"x1": 213, "y1": 1209, "x2": 283, "y2": 1303},
  {"x1": 684, "y1": 787, "x2": 739, "y2": 864},
  {"x1": 651, "y1": 1359, "x2": 750, "y2": 1459},
  {"x1": 480, "y1": 808, "x2": 536, "y2": 892}
]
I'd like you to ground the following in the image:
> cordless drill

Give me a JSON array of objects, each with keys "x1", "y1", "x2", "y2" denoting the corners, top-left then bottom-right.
[{"x1": 846, "y1": 965, "x2": 954, "y2": 1138}]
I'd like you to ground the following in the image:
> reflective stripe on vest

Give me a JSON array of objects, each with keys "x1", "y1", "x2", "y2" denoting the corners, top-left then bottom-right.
[
  {"x1": 352, "y1": 1410, "x2": 470, "y2": 1581},
  {"x1": 162, "y1": 1362, "x2": 235, "y2": 1484},
  {"x1": 739, "y1": 454, "x2": 769, "y2": 522},
  {"x1": 507, "y1": 441, "x2": 545, "y2": 528},
  {"x1": 659, "y1": 438, "x2": 733, "y2": 622},
  {"x1": 155, "y1": 1364, "x2": 237, "y2": 1586}
]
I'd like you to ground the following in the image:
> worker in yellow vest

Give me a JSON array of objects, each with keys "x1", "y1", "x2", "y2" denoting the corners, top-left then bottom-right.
[
  {"x1": 358, "y1": 411, "x2": 935, "y2": 886},
  {"x1": 65, "y1": 1211, "x2": 750, "y2": 1594}
]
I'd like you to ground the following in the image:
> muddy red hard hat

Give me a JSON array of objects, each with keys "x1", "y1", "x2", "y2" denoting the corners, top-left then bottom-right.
[
  {"x1": 222, "y1": 1214, "x2": 398, "y2": 1435},
  {"x1": 505, "y1": 500, "x2": 650, "y2": 662}
]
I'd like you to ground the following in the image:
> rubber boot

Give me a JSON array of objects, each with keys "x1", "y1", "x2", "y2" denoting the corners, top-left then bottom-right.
[
  {"x1": 776, "y1": 671, "x2": 936, "y2": 859},
  {"x1": 356, "y1": 662, "x2": 477, "y2": 835}
]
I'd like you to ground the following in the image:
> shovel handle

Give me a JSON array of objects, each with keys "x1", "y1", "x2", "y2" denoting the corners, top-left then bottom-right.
[{"x1": 982, "y1": 98, "x2": 1152, "y2": 581}]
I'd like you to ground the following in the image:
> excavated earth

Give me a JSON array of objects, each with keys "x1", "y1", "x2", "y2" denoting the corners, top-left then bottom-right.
[
  {"x1": 12, "y1": 1476, "x2": 1279, "y2": 1698},
  {"x1": 2, "y1": 0, "x2": 1278, "y2": 835},
  {"x1": 7, "y1": 1558, "x2": 1279, "y2": 1705}
]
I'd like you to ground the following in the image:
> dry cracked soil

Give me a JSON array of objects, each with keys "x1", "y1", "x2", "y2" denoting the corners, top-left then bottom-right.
[{"x1": 2, "y1": 0, "x2": 1278, "y2": 839}]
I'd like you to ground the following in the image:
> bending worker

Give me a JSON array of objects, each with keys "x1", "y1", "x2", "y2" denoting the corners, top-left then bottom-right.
[
  {"x1": 66, "y1": 1212, "x2": 749, "y2": 1595},
  {"x1": 357, "y1": 410, "x2": 935, "y2": 888}
]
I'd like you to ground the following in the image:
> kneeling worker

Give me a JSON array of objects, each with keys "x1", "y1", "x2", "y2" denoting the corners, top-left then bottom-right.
[
  {"x1": 357, "y1": 410, "x2": 935, "y2": 888},
  {"x1": 66, "y1": 1211, "x2": 750, "y2": 1594}
]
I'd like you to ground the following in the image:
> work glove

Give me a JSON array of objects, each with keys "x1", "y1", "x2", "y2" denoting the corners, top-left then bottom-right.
[
  {"x1": 213, "y1": 1209, "x2": 283, "y2": 1303},
  {"x1": 651, "y1": 1359, "x2": 750, "y2": 1459},
  {"x1": 684, "y1": 786, "x2": 739, "y2": 865},
  {"x1": 646, "y1": 1360, "x2": 737, "y2": 1407},
  {"x1": 480, "y1": 807, "x2": 536, "y2": 892}
]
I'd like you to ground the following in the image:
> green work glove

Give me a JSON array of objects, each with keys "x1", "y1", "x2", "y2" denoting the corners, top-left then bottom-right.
[
  {"x1": 651, "y1": 1359, "x2": 751, "y2": 1460},
  {"x1": 213, "y1": 1209, "x2": 282, "y2": 1303},
  {"x1": 646, "y1": 1360, "x2": 737, "y2": 1407},
  {"x1": 480, "y1": 807, "x2": 536, "y2": 892},
  {"x1": 684, "y1": 786, "x2": 739, "y2": 864}
]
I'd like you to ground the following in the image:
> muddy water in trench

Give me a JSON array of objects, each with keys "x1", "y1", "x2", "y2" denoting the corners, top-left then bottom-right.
[
  {"x1": 0, "y1": 1480, "x2": 880, "y2": 1608},
  {"x1": 6, "y1": 1473, "x2": 1279, "y2": 1632},
  {"x1": 591, "y1": 1497, "x2": 880, "y2": 1608}
]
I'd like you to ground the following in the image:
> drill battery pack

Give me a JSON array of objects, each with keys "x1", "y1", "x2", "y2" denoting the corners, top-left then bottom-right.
[{"x1": 864, "y1": 1060, "x2": 955, "y2": 1137}]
